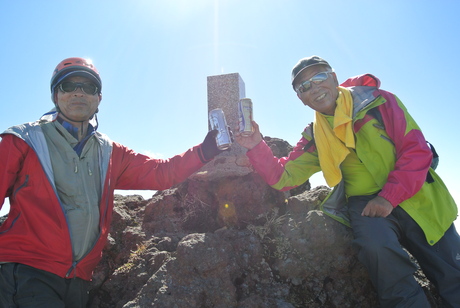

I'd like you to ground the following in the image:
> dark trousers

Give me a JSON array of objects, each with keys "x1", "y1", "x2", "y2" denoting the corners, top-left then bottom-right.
[
  {"x1": 348, "y1": 195, "x2": 460, "y2": 308},
  {"x1": 0, "y1": 263, "x2": 89, "y2": 308}
]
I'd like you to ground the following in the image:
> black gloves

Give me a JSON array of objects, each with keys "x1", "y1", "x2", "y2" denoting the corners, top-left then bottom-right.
[
  {"x1": 199, "y1": 128, "x2": 234, "y2": 163},
  {"x1": 199, "y1": 130, "x2": 222, "y2": 162}
]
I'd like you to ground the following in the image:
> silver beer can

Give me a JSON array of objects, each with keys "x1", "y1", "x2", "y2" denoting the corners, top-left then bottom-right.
[
  {"x1": 209, "y1": 108, "x2": 232, "y2": 150},
  {"x1": 238, "y1": 98, "x2": 253, "y2": 136}
]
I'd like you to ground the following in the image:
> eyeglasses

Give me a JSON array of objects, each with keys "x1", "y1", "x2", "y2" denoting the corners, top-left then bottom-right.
[
  {"x1": 295, "y1": 71, "x2": 332, "y2": 94},
  {"x1": 58, "y1": 81, "x2": 99, "y2": 95}
]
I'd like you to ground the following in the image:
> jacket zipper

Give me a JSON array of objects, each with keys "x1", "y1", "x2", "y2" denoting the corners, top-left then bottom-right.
[
  {"x1": 0, "y1": 213, "x2": 21, "y2": 235},
  {"x1": 65, "y1": 159, "x2": 108, "y2": 278},
  {"x1": 65, "y1": 261, "x2": 78, "y2": 278},
  {"x1": 13, "y1": 175, "x2": 29, "y2": 197}
]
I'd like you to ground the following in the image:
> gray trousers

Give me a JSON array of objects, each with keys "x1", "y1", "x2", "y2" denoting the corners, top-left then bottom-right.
[
  {"x1": 348, "y1": 194, "x2": 460, "y2": 308},
  {"x1": 0, "y1": 263, "x2": 89, "y2": 308}
]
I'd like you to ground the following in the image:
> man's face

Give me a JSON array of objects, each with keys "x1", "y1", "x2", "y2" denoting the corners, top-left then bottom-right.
[
  {"x1": 294, "y1": 65, "x2": 339, "y2": 115},
  {"x1": 55, "y1": 76, "x2": 101, "y2": 123}
]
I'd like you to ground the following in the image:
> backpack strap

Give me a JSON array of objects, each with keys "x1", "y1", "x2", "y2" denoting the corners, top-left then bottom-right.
[
  {"x1": 302, "y1": 122, "x2": 316, "y2": 152},
  {"x1": 425, "y1": 142, "x2": 438, "y2": 183}
]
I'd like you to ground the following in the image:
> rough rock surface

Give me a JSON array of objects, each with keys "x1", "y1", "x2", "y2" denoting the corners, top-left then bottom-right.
[
  {"x1": 88, "y1": 184, "x2": 440, "y2": 307},
  {"x1": 0, "y1": 136, "x2": 441, "y2": 307}
]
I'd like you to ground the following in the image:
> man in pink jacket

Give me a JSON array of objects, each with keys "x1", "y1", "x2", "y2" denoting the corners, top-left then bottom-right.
[{"x1": 235, "y1": 56, "x2": 459, "y2": 307}]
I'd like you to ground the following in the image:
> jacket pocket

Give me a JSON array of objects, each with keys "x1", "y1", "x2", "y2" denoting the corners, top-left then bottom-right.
[{"x1": 379, "y1": 134, "x2": 395, "y2": 146}]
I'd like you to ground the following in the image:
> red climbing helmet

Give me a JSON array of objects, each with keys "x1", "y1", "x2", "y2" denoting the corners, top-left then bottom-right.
[{"x1": 50, "y1": 57, "x2": 102, "y2": 95}]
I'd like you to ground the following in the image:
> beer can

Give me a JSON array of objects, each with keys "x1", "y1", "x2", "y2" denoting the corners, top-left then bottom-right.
[
  {"x1": 209, "y1": 108, "x2": 232, "y2": 150},
  {"x1": 238, "y1": 98, "x2": 253, "y2": 136}
]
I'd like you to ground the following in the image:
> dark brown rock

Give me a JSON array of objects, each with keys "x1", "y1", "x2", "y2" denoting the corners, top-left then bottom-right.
[{"x1": 82, "y1": 136, "x2": 442, "y2": 307}]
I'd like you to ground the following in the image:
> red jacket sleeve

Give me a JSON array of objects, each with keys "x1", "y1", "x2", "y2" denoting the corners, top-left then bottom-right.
[
  {"x1": 246, "y1": 140, "x2": 285, "y2": 186},
  {"x1": 0, "y1": 134, "x2": 29, "y2": 208},
  {"x1": 376, "y1": 91, "x2": 432, "y2": 207},
  {"x1": 246, "y1": 132, "x2": 318, "y2": 191},
  {"x1": 110, "y1": 142, "x2": 207, "y2": 191}
]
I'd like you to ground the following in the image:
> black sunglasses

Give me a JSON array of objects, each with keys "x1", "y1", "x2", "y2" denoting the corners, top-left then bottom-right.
[{"x1": 59, "y1": 81, "x2": 99, "y2": 95}]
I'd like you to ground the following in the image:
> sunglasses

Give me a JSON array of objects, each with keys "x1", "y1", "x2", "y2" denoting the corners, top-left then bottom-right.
[
  {"x1": 59, "y1": 81, "x2": 99, "y2": 95},
  {"x1": 295, "y1": 71, "x2": 332, "y2": 94}
]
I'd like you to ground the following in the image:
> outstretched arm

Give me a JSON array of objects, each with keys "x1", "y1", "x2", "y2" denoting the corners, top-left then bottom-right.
[{"x1": 235, "y1": 121, "x2": 321, "y2": 191}]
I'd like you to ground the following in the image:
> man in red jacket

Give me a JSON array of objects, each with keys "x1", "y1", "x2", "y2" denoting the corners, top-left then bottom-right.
[{"x1": 0, "y1": 57, "x2": 222, "y2": 307}]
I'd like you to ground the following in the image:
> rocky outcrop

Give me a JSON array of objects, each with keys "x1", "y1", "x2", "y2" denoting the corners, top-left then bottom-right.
[
  {"x1": 87, "y1": 136, "x2": 441, "y2": 307},
  {"x1": 89, "y1": 187, "x2": 440, "y2": 307}
]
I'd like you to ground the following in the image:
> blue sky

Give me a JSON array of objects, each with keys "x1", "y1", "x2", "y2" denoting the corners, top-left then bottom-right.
[{"x1": 1, "y1": 0, "x2": 459, "y2": 230}]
